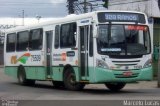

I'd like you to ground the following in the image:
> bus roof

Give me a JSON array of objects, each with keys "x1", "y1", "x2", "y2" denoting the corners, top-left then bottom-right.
[{"x1": 5, "y1": 10, "x2": 147, "y2": 33}]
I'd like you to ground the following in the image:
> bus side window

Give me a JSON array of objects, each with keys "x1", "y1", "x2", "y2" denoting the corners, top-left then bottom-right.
[
  {"x1": 6, "y1": 33, "x2": 16, "y2": 52},
  {"x1": 16, "y1": 31, "x2": 29, "y2": 51},
  {"x1": 54, "y1": 25, "x2": 60, "y2": 49},
  {"x1": 29, "y1": 28, "x2": 43, "y2": 50},
  {"x1": 89, "y1": 25, "x2": 93, "y2": 57},
  {"x1": 60, "y1": 22, "x2": 76, "y2": 48}
]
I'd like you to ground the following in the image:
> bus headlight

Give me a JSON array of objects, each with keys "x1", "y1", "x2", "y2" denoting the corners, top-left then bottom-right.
[
  {"x1": 96, "y1": 59, "x2": 109, "y2": 69},
  {"x1": 143, "y1": 59, "x2": 152, "y2": 68}
]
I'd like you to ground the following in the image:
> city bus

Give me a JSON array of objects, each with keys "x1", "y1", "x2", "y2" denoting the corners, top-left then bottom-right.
[{"x1": 4, "y1": 10, "x2": 152, "y2": 91}]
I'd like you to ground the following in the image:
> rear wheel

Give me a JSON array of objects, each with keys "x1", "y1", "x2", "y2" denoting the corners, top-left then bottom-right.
[
  {"x1": 17, "y1": 66, "x2": 35, "y2": 86},
  {"x1": 105, "y1": 83, "x2": 126, "y2": 92},
  {"x1": 64, "y1": 67, "x2": 85, "y2": 91}
]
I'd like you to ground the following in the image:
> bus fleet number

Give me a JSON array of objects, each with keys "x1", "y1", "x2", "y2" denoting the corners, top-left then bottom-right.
[{"x1": 31, "y1": 55, "x2": 41, "y2": 62}]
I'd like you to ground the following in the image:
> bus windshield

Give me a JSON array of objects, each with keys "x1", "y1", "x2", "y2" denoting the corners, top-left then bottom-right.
[{"x1": 97, "y1": 25, "x2": 151, "y2": 56}]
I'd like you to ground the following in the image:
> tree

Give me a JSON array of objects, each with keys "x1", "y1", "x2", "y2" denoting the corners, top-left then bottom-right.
[
  {"x1": 158, "y1": 0, "x2": 160, "y2": 10},
  {"x1": 102, "y1": 0, "x2": 108, "y2": 8},
  {"x1": 67, "y1": 0, "x2": 78, "y2": 14}
]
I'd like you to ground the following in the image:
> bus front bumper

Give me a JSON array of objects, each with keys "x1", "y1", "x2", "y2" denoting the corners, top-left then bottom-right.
[{"x1": 91, "y1": 67, "x2": 153, "y2": 83}]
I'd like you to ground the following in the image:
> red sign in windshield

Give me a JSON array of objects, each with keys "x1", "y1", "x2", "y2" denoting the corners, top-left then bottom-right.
[{"x1": 127, "y1": 25, "x2": 147, "y2": 31}]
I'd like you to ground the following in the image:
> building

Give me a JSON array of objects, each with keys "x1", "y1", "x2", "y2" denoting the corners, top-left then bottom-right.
[{"x1": 108, "y1": 0, "x2": 160, "y2": 76}]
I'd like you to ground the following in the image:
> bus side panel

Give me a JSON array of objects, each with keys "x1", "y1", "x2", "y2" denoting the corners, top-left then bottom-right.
[
  {"x1": 5, "y1": 66, "x2": 18, "y2": 79},
  {"x1": 24, "y1": 67, "x2": 36, "y2": 80},
  {"x1": 52, "y1": 66, "x2": 63, "y2": 81},
  {"x1": 25, "y1": 66, "x2": 46, "y2": 80},
  {"x1": 88, "y1": 66, "x2": 95, "y2": 82},
  {"x1": 4, "y1": 66, "x2": 46, "y2": 80},
  {"x1": 35, "y1": 67, "x2": 46, "y2": 80},
  {"x1": 4, "y1": 49, "x2": 45, "y2": 80}
]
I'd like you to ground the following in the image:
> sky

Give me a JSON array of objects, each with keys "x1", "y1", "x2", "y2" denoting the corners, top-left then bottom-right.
[
  {"x1": 0, "y1": 0, "x2": 68, "y2": 25},
  {"x1": 0, "y1": 0, "x2": 104, "y2": 25},
  {"x1": 0, "y1": 0, "x2": 67, "y2": 18}
]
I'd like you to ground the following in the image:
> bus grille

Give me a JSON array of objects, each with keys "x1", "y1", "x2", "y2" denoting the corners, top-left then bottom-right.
[
  {"x1": 111, "y1": 59, "x2": 141, "y2": 66},
  {"x1": 114, "y1": 73, "x2": 139, "y2": 78}
]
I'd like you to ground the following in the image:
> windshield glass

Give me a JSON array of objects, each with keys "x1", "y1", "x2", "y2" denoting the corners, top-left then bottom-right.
[{"x1": 97, "y1": 25, "x2": 151, "y2": 56}]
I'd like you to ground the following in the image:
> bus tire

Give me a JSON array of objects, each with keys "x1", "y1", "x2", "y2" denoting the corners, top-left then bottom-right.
[
  {"x1": 27, "y1": 79, "x2": 35, "y2": 86},
  {"x1": 17, "y1": 66, "x2": 35, "y2": 86},
  {"x1": 105, "y1": 83, "x2": 126, "y2": 92},
  {"x1": 63, "y1": 67, "x2": 85, "y2": 91},
  {"x1": 52, "y1": 81, "x2": 64, "y2": 88}
]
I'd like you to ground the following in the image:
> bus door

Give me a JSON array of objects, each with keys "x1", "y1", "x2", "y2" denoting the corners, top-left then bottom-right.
[
  {"x1": 45, "y1": 31, "x2": 53, "y2": 78},
  {"x1": 79, "y1": 25, "x2": 89, "y2": 79}
]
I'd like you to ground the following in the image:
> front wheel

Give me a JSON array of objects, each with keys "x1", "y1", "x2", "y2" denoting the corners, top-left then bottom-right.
[
  {"x1": 105, "y1": 83, "x2": 126, "y2": 92},
  {"x1": 52, "y1": 81, "x2": 64, "y2": 88},
  {"x1": 64, "y1": 68, "x2": 85, "y2": 91}
]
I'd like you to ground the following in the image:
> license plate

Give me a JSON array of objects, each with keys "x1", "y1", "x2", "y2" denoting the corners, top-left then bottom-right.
[{"x1": 123, "y1": 71, "x2": 133, "y2": 77}]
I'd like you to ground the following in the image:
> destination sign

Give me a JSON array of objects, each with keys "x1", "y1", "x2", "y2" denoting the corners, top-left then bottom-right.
[
  {"x1": 98, "y1": 12, "x2": 146, "y2": 24},
  {"x1": 105, "y1": 14, "x2": 138, "y2": 21}
]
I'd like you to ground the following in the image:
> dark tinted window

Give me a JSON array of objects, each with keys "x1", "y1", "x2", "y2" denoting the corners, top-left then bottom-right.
[
  {"x1": 17, "y1": 31, "x2": 29, "y2": 51},
  {"x1": 89, "y1": 26, "x2": 93, "y2": 57},
  {"x1": 54, "y1": 25, "x2": 60, "y2": 49},
  {"x1": 6, "y1": 33, "x2": 16, "y2": 52},
  {"x1": 60, "y1": 22, "x2": 76, "y2": 48},
  {"x1": 29, "y1": 28, "x2": 43, "y2": 50},
  {"x1": 97, "y1": 25, "x2": 151, "y2": 56}
]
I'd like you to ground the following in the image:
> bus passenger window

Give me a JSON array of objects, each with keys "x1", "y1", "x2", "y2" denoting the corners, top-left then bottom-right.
[
  {"x1": 89, "y1": 26, "x2": 93, "y2": 57},
  {"x1": 29, "y1": 28, "x2": 43, "y2": 50},
  {"x1": 54, "y1": 25, "x2": 60, "y2": 49},
  {"x1": 16, "y1": 31, "x2": 29, "y2": 51},
  {"x1": 60, "y1": 22, "x2": 76, "y2": 48},
  {"x1": 6, "y1": 33, "x2": 16, "y2": 52}
]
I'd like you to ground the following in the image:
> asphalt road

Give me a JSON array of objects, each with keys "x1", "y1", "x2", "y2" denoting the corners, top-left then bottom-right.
[{"x1": 0, "y1": 67, "x2": 160, "y2": 106}]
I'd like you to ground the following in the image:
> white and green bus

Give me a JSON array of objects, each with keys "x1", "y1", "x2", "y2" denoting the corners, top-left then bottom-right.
[{"x1": 4, "y1": 10, "x2": 152, "y2": 91}]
